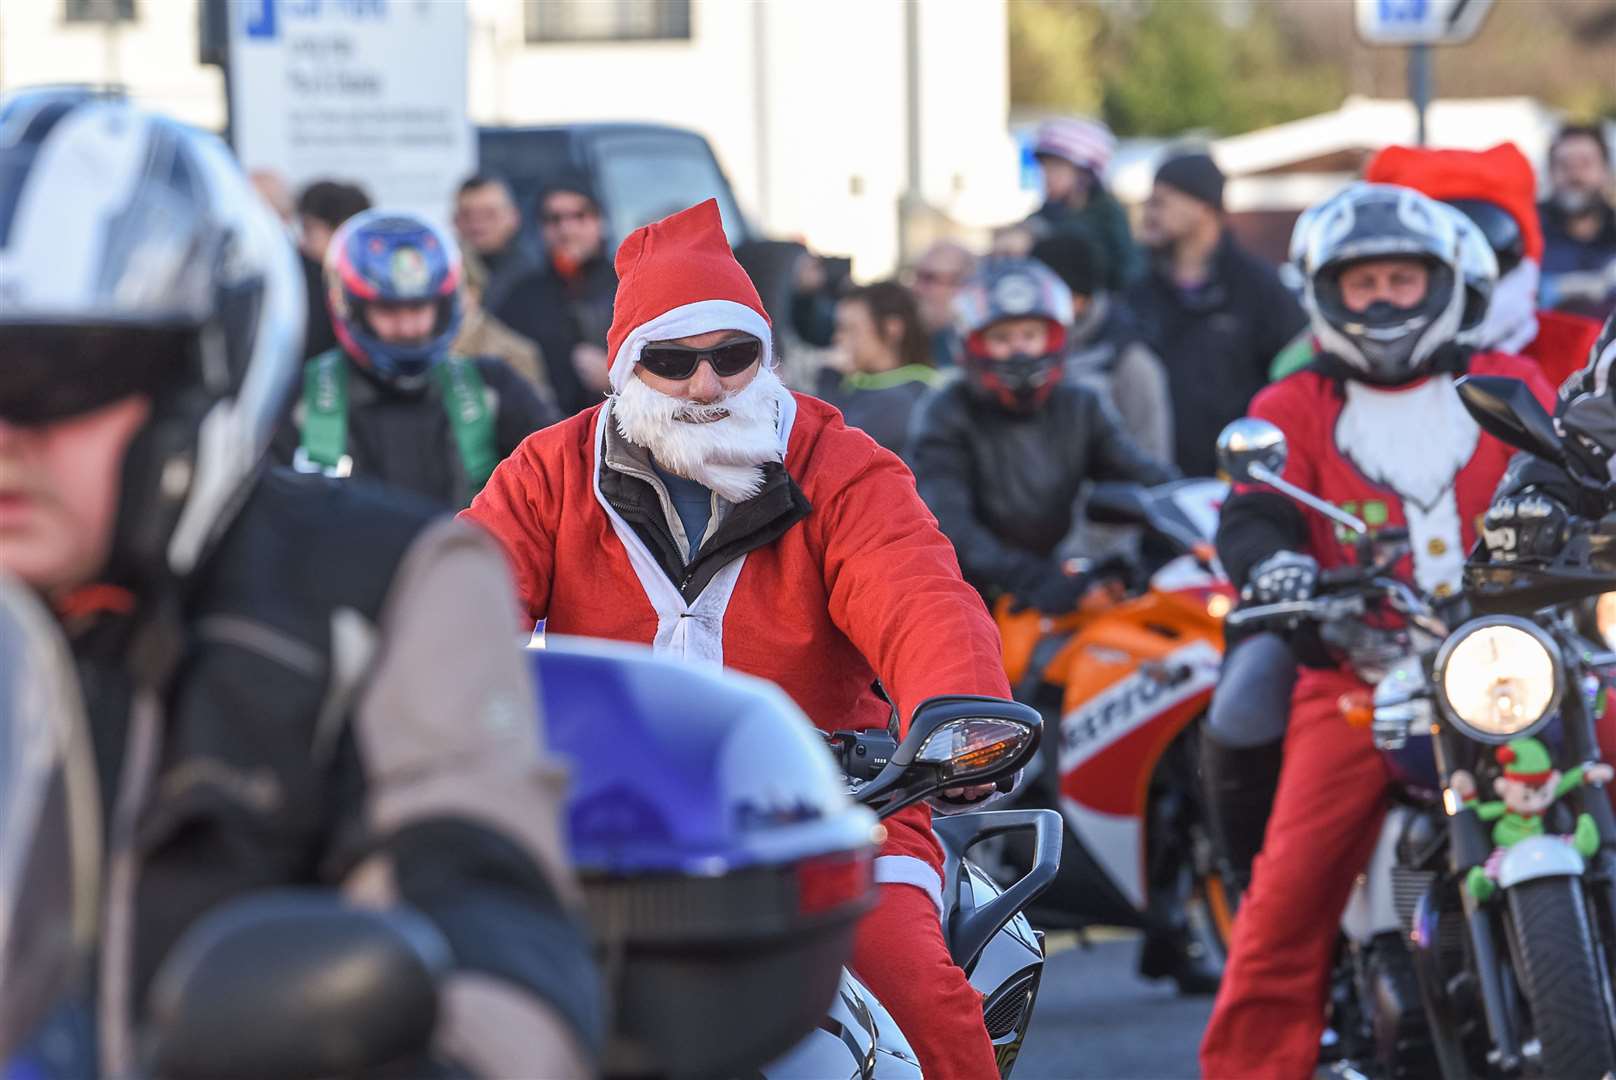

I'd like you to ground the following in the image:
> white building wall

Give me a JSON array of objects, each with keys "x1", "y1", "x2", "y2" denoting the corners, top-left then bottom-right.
[
  {"x1": 0, "y1": 0, "x2": 1015, "y2": 277},
  {"x1": 0, "y1": 1, "x2": 225, "y2": 130}
]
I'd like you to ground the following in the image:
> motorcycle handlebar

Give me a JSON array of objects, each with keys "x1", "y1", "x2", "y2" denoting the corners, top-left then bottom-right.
[{"x1": 1224, "y1": 576, "x2": 1440, "y2": 634}]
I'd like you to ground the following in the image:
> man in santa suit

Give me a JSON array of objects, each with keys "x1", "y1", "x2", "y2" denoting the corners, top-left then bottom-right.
[
  {"x1": 461, "y1": 199, "x2": 1007, "y2": 1080},
  {"x1": 1365, "y1": 141, "x2": 1604, "y2": 387},
  {"x1": 1200, "y1": 185, "x2": 1557, "y2": 1079}
]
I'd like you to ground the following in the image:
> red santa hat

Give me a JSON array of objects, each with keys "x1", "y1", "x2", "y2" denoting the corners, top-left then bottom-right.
[
  {"x1": 604, "y1": 198, "x2": 773, "y2": 394},
  {"x1": 1363, "y1": 143, "x2": 1544, "y2": 263}
]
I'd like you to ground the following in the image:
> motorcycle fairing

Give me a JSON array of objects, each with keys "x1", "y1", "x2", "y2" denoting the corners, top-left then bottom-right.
[{"x1": 1057, "y1": 662, "x2": 1217, "y2": 910}]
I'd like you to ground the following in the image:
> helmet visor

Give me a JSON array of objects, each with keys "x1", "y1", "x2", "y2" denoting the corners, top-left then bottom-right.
[{"x1": 0, "y1": 324, "x2": 193, "y2": 426}]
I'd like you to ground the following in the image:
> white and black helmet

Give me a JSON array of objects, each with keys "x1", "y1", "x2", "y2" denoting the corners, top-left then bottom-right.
[
  {"x1": 0, "y1": 90, "x2": 304, "y2": 583},
  {"x1": 1303, "y1": 183, "x2": 1464, "y2": 384},
  {"x1": 1282, "y1": 182, "x2": 1366, "y2": 297}
]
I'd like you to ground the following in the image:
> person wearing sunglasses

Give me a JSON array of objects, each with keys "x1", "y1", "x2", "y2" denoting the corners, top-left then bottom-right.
[
  {"x1": 908, "y1": 239, "x2": 977, "y2": 367},
  {"x1": 463, "y1": 198, "x2": 1019, "y2": 1080},
  {"x1": 0, "y1": 94, "x2": 599, "y2": 1077},
  {"x1": 494, "y1": 175, "x2": 619, "y2": 416}
]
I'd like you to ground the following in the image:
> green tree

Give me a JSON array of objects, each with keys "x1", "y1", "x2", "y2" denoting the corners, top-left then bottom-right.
[
  {"x1": 1098, "y1": 1, "x2": 1344, "y2": 136},
  {"x1": 1009, "y1": 0, "x2": 1348, "y2": 137},
  {"x1": 1007, "y1": 0, "x2": 1105, "y2": 116}
]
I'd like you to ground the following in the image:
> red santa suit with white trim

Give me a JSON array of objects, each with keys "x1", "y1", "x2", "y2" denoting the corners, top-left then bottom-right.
[
  {"x1": 1200, "y1": 183, "x2": 1559, "y2": 1079},
  {"x1": 461, "y1": 199, "x2": 1008, "y2": 1080}
]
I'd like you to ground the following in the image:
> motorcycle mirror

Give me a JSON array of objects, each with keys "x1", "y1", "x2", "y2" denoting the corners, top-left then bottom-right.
[
  {"x1": 1454, "y1": 375, "x2": 1567, "y2": 467},
  {"x1": 1215, "y1": 418, "x2": 1370, "y2": 537},
  {"x1": 854, "y1": 696, "x2": 1041, "y2": 818},
  {"x1": 145, "y1": 891, "x2": 451, "y2": 1080},
  {"x1": 1215, "y1": 418, "x2": 1288, "y2": 484}
]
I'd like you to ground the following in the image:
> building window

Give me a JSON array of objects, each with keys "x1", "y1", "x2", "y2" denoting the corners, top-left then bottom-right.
[
  {"x1": 64, "y1": 0, "x2": 135, "y2": 21},
  {"x1": 526, "y1": 0, "x2": 691, "y2": 43}
]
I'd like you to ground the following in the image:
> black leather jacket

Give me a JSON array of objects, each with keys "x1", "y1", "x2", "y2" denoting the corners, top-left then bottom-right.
[
  {"x1": 908, "y1": 376, "x2": 1176, "y2": 595},
  {"x1": 67, "y1": 470, "x2": 598, "y2": 1077}
]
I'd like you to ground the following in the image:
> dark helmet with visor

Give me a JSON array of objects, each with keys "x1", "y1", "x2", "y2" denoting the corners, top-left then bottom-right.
[
  {"x1": 953, "y1": 257, "x2": 1073, "y2": 412},
  {"x1": 1444, "y1": 197, "x2": 1525, "y2": 278},
  {"x1": 1303, "y1": 184, "x2": 1464, "y2": 385},
  {"x1": 1435, "y1": 201, "x2": 1500, "y2": 345},
  {"x1": 0, "y1": 90, "x2": 304, "y2": 583}
]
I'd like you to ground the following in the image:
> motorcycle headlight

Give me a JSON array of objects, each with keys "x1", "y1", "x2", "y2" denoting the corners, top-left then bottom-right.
[
  {"x1": 1597, "y1": 593, "x2": 1616, "y2": 651},
  {"x1": 1433, "y1": 616, "x2": 1562, "y2": 744}
]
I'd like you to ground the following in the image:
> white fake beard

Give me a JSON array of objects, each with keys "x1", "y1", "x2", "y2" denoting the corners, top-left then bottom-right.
[
  {"x1": 611, "y1": 364, "x2": 789, "y2": 503},
  {"x1": 1474, "y1": 259, "x2": 1541, "y2": 355}
]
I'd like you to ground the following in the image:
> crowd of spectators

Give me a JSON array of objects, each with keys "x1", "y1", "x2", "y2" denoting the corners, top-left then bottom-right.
[{"x1": 250, "y1": 114, "x2": 1615, "y2": 482}]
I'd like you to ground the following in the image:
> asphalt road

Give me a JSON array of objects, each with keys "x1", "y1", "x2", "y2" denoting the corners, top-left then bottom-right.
[{"x1": 1014, "y1": 933, "x2": 1214, "y2": 1080}]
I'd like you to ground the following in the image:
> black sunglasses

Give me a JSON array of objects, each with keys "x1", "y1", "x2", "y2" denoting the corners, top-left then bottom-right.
[
  {"x1": 541, "y1": 208, "x2": 597, "y2": 226},
  {"x1": 637, "y1": 336, "x2": 762, "y2": 381}
]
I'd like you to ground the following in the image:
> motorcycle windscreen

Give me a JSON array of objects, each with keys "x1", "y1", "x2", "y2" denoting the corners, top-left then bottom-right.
[{"x1": 0, "y1": 574, "x2": 102, "y2": 1057}]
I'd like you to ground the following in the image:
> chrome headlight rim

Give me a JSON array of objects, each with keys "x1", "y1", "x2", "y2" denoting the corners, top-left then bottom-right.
[
  {"x1": 1595, "y1": 592, "x2": 1616, "y2": 652},
  {"x1": 1433, "y1": 615, "x2": 1563, "y2": 745}
]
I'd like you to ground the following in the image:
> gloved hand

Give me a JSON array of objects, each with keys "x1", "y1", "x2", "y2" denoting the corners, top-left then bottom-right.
[
  {"x1": 1009, "y1": 568, "x2": 1090, "y2": 615},
  {"x1": 1242, "y1": 550, "x2": 1320, "y2": 605},
  {"x1": 1482, "y1": 492, "x2": 1571, "y2": 564}
]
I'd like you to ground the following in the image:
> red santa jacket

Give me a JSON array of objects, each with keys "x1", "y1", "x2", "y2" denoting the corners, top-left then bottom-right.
[
  {"x1": 1526, "y1": 308, "x2": 1604, "y2": 389},
  {"x1": 461, "y1": 391, "x2": 1013, "y2": 892},
  {"x1": 1243, "y1": 351, "x2": 1555, "y2": 596}
]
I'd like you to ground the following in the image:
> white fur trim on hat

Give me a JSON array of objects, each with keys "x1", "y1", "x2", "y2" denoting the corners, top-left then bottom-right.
[{"x1": 608, "y1": 299, "x2": 773, "y2": 393}]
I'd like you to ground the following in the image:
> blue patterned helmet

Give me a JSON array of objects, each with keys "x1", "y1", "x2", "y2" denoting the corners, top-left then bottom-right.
[{"x1": 326, "y1": 210, "x2": 462, "y2": 384}]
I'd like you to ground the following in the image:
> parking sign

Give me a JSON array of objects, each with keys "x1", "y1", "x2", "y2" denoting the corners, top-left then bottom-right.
[{"x1": 1355, "y1": 0, "x2": 1495, "y2": 46}]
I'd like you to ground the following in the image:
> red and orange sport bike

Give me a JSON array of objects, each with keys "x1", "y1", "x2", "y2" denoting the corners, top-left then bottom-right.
[{"x1": 992, "y1": 479, "x2": 1239, "y2": 983}]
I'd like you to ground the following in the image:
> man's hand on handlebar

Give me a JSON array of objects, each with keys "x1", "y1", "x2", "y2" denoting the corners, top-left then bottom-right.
[
  {"x1": 1009, "y1": 569, "x2": 1091, "y2": 615},
  {"x1": 1242, "y1": 550, "x2": 1320, "y2": 605},
  {"x1": 1009, "y1": 556, "x2": 1131, "y2": 616},
  {"x1": 1482, "y1": 492, "x2": 1572, "y2": 564}
]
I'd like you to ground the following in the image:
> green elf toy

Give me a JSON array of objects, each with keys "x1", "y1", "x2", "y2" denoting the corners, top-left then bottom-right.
[{"x1": 1449, "y1": 737, "x2": 1614, "y2": 902}]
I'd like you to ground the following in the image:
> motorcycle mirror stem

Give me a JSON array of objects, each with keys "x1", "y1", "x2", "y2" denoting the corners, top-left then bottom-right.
[
  {"x1": 1217, "y1": 418, "x2": 1369, "y2": 537},
  {"x1": 1245, "y1": 461, "x2": 1370, "y2": 538}
]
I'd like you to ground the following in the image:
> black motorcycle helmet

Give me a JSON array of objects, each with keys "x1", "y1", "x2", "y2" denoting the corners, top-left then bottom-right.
[
  {"x1": 1303, "y1": 184, "x2": 1464, "y2": 386},
  {"x1": 1444, "y1": 198, "x2": 1526, "y2": 278},
  {"x1": 1436, "y1": 201, "x2": 1501, "y2": 345},
  {"x1": 1554, "y1": 312, "x2": 1616, "y2": 465},
  {"x1": 0, "y1": 90, "x2": 304, "y2": 586},
  {"x1": 953, "y1": 257, "x2": 1073, "y2": 413}
]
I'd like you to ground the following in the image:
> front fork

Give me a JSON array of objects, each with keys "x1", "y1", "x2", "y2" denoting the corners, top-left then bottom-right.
[{"x1": 1434, "y1": 723, "x2": 1525, "y2": 1072}]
